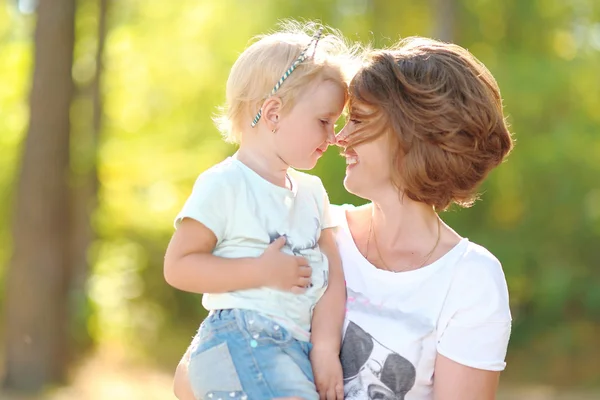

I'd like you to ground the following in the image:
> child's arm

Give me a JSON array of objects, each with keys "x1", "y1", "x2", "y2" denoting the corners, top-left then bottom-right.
[
  {"x1": 311, "y1": 228, "x2": 345, "y2": 348},
  {"x1": 310, "y1": 227, "x2": 346, "y2": 399},
  {"x1": 164, "y1": 218, "x2": 312, "y2": 294}
]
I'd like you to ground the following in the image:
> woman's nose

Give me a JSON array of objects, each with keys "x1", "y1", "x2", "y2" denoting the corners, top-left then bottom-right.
[{"x1": 335, "y1": 127, "x2": 349, "y2": 147}]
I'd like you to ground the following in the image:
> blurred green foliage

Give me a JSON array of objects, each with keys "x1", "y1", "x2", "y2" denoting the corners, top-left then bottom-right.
[{"x1": 1, "y1": 0, "x2": 599, "y2": 388}]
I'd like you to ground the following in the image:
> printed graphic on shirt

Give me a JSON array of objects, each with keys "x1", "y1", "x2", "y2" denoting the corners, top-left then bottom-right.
[
  {"x1": 345, "y1": 288, "x2": 434, "y2": 334},
  {"x1": 267, "y1": 216, "x2": 320, "y2": 255},
  {"x1": 268, "y1": 216, "x2": 328, "y2": 289},
  {"x1": 341, "y1": 321, "x2": 416, "y2": 400}
]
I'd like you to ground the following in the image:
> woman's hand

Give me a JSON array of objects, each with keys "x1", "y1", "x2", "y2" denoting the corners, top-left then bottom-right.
[{"x1": 173, "y1": 348, "x2": 195, "y2": 400}]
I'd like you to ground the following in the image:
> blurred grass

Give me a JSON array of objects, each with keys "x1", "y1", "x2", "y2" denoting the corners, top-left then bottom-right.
[
  {"x1": 0, "y1": 347, "x2": 175, "y2": 400},
  {"x1": 0, "y1": 347, "x2": 598, "y2": 400}
]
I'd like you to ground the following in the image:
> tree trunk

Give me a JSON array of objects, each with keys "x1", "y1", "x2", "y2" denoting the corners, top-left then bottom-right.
[
  {"x1": 68, "y1": 0, "x2": 108, "y2": 358},
  {"x1": 3, "y1": 0, "x2": 76, "y2": 392},
  {"x1": 431, "y1": 0, "x2": 456, "y2": 42}
]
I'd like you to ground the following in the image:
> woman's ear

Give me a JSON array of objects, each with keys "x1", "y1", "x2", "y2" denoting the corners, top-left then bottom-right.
[{"x1": 262, "y1": 96, "x2": 282, "y2": 131}]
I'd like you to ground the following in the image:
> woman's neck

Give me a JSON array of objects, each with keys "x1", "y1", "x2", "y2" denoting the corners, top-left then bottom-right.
[{"x1": 370, "y1": 192, "x2": 440, "y2": 251}]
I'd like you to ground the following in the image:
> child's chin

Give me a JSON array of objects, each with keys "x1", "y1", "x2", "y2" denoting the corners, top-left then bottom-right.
[{"x1": 291, "y1": 159, "x2": 318, "y2": 170}]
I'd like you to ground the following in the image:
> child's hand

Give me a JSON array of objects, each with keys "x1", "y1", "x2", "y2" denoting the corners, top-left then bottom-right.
[
  {"x1": 259, "y1": 236, "x2": 312, "y2": 293},
  {"x1": 310, "y1": 347, "x2": 344, "y2": 400}
]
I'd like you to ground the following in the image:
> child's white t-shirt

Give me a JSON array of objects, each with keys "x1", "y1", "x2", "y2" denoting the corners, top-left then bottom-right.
[
  {"x1": 333, "y1": 205, "x2": 511, "y2": 400},
  {"x1": 175, "y1": 157, "x2": 334, "y2": 341}
]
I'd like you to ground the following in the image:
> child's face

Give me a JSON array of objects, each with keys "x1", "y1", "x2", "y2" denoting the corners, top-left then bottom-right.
[{"x1": 274, "y1": 80, "x2": 346, "y2": 170}]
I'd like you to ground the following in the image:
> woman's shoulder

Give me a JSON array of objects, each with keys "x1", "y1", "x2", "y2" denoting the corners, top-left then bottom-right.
[
  {"x1": 329, "y1": 203, "x2": 365, "y2": 232},
  {"x1": 330, "y1": 203, "x2": 371, "y2": 222},
  {"x1": 329, "y1": 204, "x2": 349, "y2": 224},
  {"x1": 457, "y1": 241, "x2": 505, "y2": 282},
  {"x1": 447, "y1": 240, "x2": 511, "y2": 320}
]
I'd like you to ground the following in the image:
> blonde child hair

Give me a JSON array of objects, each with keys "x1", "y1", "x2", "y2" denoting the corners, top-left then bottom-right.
[{"x1": 214, "y1": 20, "x2": 357, "y2": 143}]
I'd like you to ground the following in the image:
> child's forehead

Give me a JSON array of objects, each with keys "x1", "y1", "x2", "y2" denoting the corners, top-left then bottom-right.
[{"x1": 298, "y1": 81, "x2": 346, "y2": 111}]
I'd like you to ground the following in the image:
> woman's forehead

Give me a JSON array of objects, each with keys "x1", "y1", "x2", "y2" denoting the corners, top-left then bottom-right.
[{"x1": 349, "y1": 100, "x2": 375, "y2": 114}]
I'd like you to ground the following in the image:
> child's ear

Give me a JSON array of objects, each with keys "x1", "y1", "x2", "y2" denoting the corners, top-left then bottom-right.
[{"x1": 262, "y1": 96, "x2": 282, "y2": 129}]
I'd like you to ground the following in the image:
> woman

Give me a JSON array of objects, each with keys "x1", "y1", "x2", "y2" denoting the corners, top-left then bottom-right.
[
  {"x1": 332, "y1": 37, "x2": 513, "y2": 400},
  {"x1": 175, "y1": 36, "x2": 513, "y2": 400}
]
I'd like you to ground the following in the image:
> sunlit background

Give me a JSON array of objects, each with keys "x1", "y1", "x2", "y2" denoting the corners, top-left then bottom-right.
[{"x1": 1, "y1": 0, "x2": 599, "y2": 399}]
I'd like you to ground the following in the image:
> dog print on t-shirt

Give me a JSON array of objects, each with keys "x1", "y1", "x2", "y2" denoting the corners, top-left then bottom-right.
[{"x1": 341, "y1": 321, "x2": 416, "y2": 400}]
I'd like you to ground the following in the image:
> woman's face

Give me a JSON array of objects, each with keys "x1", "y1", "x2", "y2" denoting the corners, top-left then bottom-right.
[{"x1": 337, "y1": 103, "x2": 394, "y2": 199}]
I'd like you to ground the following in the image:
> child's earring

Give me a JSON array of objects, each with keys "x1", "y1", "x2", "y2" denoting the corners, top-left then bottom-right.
[{"x1": 271, "y1": 116, "x2": 278, "y2": 134}]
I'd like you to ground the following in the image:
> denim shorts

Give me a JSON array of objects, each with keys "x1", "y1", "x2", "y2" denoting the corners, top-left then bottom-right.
[{"x1": 187, "y1": 309, "x2": 318, "y2": 400}]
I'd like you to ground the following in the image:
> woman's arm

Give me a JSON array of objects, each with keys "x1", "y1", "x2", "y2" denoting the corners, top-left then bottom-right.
[
  {"x1": 173, "y1": 348, "x2": 195, "y2": 400},
  {"x1": 433, "y1": 249, "x2": 511, "y2": 400},
  {"x1": 433, "y1": 353, "x2": 501, "y2": 400}
]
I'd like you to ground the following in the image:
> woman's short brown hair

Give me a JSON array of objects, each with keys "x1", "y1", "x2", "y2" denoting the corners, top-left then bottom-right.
[{"x1": 348, "y1": 37, "x2": 514, "y2": 210}]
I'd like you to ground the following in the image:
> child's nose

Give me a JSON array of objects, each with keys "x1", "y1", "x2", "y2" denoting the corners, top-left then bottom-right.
[{"x1": 325, "y1": 128, "x2": 337, "y2": 145}]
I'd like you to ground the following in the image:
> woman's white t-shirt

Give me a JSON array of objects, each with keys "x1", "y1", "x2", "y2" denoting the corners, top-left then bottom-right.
[{"x1": 334, "y1": 205, "x2": 511, "y2": 400}]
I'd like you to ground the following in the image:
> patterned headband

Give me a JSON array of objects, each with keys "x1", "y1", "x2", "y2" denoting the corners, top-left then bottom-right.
[{"x1": 250, "y1": 27, "x2": 324, "y2": 128}]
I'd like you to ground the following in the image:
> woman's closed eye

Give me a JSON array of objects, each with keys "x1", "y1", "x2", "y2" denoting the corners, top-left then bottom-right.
[{"x1": 348, "y1": 113, "x2": 363, "y2": 124}]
